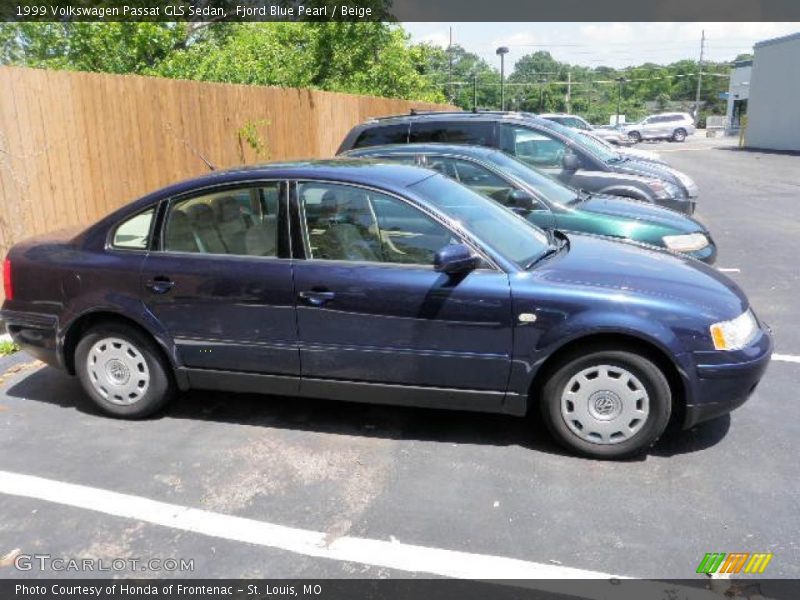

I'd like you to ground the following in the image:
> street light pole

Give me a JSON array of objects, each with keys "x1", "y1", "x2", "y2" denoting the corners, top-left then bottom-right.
[
  {"x1": 615, "y1": 77, "x2": 626, "y2": 126},
  {"x1": 496, "y1": 46, "x2": 509, "y2": 111},
  {"x1": 473, "y1": 72, "x2": 478, "y2": 111}
]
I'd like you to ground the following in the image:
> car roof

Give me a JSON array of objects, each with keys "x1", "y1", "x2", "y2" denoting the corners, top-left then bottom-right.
[
  {"x1": 344, "y1": 143, "x2": 500, "y2": 159},
  {"x1": 360, "y1": 110, "x2": 543, "y2": 126},
  {"x1": 166, "y1": 159, "x2": 433, "y2": 193},
  {"x1": 120, "y1": 159, "x2": 439, "y2": 216}
]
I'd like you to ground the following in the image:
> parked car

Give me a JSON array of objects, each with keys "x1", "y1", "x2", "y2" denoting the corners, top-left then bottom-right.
[
  {"x1": 343, "y1": 144, "x2": 716, "y2": 263},
  {"x1": 580, "y1": 130, "x2": 666, "y2": 165},
  {"x1": 539, "y1": 113, "x2": 632, "y2": 146},
  {"x1": 1, "y1": 161, "x2": 771, "y2": 458},
  {"x1": 620, "y1": 112, "x2": 696, "y2": 143},
  {"x1": 337, "y1": 111, "x2": 699, "y2": 214}
]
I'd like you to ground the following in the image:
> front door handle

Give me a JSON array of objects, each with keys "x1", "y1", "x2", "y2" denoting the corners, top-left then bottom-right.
[
  {"x1": 146, "y1": 276, "x2": 175, "y2": 294},
  {"x1": 298, "y1": 290, "x2": 335, "y2": 306}
]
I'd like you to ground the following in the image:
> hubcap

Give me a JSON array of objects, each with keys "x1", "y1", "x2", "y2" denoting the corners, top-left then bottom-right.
[
  {"x1": 560, "y1": 364, "x2": 649, "y2": 445},
  {"x1": 86, "y1": 337, "x2": 150, "y2": 405}
]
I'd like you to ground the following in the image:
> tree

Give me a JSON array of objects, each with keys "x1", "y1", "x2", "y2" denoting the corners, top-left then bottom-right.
[{"x1": 409, "y1": 43, "x2": 500, "y2": 109}]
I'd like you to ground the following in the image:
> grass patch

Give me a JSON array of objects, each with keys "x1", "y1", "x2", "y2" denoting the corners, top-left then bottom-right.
[{"x1": 0, "y1": 340, "x2": 19, "y2": 356}]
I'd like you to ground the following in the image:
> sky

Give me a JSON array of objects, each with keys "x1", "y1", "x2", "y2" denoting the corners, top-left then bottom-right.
[{"x1": 402, "y1": 22, "x2": 800, "y2": 70}]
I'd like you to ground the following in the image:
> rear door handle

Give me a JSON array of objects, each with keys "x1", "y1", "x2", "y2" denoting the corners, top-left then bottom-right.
[
  {"x1": 298, "y1": 290, "x2": 335, "y2": 306},
  {"x1": 146, "y1": 276, "x2": 175, "y2": 294}
]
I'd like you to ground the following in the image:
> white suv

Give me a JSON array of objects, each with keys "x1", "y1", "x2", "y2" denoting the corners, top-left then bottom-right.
[{"x1": 622, "y1": 112, "x2": 696, "y2": 143}]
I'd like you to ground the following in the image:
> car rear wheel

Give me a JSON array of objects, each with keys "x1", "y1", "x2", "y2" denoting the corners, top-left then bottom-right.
[
  {"x1": 75, "y1": 323, "x2": 175, "y2": 419},
  {"x1": 628, "y1": 131, "x2": 642, "y2": 143},
  {"x1": 672, "y1": 128, "x2": 687, "y2": 142},
  {"x1": 540, "y1": 348, "x2": 671, "y2": 459}
]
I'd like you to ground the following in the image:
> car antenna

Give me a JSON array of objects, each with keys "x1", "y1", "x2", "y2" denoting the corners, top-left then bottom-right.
[{"x1": 164, "y1": 122, "x2": 218, "y2": 171}]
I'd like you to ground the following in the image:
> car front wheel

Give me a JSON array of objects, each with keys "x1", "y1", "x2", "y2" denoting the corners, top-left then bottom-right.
[
  {"x1": 672, "y1": 128, "x2": 687, "y2": 142},
  {"x1": 75, "y1": 323, "x2": 175, "y2": 418},
  {"x1": 541, "y1": 348, "x2": 672, "y2": 459},
  {"x1": 628, "y1": 131, "x2": 642, "y2": 143}
]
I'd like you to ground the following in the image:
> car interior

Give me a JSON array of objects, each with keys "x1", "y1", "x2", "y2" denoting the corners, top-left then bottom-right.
[
  {"x1": 163, "y1": 187, "x2": 279, "y2": 257},
  {"x1": 299, "y1": 183, "x2": 454, "y2": 265}
]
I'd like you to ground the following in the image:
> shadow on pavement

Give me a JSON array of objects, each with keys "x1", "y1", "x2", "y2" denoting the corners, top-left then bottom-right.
[{"x1": 6, "y1": 364, "x2": 730, "y2": 460}]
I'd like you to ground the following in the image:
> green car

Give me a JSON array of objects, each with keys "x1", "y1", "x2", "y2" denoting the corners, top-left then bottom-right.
[{"x1": 344, "y1": 143, "x2": 716, "y2": 264}]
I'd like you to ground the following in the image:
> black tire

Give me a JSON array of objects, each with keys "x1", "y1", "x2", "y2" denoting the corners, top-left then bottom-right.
[
  {"x1": 672, "y1": 128, "x2": 687, "y2": 142},
  {"x1": 628, "y1": 131, "x2": 642, "y2": 143},
  {"x1": 75, "y1": 322, "x2": 175, "y2": 419},
  {"x1": 540, "y1": 348, "x2": 672, "y2": 459}
]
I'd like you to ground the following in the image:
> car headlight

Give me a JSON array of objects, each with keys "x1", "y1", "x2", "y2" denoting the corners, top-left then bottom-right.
[
  {"x1": 662, "y1": 232, "x2": 709, "y2": 252},
  {"x1": 647, "y1": 180, "x2": 682, "y2": 200},
  {"x1": 710, "y1": 309, "x2": 758, "y2": 351}
]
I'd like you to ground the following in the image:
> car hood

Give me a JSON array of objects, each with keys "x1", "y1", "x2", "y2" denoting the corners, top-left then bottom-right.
[
  {"x1": 532, "y1": 233, "x2": 746, "y2": 319},
  {"x1": 619, "y1": 148, "x2": 665, "y2": 165},
  {"x1": 577, "y1": 195, "x2": 704, "y2": 233},
  {"x1": 612, "y1": 159, "x2": 698, "y2": 197}
]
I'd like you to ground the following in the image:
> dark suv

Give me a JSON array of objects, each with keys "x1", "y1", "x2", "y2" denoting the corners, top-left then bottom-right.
[{"x1": 337, "y1": 111, "x2": 699, "y2": 214}]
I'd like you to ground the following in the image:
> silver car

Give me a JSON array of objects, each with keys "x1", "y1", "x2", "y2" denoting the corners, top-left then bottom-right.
[
  {"x1": 539, "y1": 113, "x2": 632, "y2": 146},
  {"x1": 621, "y1": 112, "x2": 696, "y2": 143}
]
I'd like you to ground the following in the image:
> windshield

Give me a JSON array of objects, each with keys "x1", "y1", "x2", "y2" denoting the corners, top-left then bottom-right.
[
  {"x1": 409, "y1": 174, "x2": 550, "y2": 268},
  {"x1": 486, "y1": 151, "x2": 580, "y2": 206},
  {"x1": 536, "y1": 118, "x2": 622, "y2": 163}
]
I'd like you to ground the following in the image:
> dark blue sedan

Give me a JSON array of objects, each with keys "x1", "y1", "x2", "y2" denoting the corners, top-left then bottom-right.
[{"x1": 0, "y1": 161, "x2": 772, "y2": 458}]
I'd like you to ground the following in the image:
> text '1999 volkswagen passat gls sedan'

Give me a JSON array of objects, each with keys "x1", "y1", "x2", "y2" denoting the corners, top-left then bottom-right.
[{"x1": 0, "y1": 161, "x2": 772, "y2": 458}]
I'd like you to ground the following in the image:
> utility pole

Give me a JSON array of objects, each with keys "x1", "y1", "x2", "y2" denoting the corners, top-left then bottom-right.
[
  {"x1": 539, "y1": 78, "x2": 547, "y2": 112},
  {"x1": 472, "y1": 72, "x2": 478, "y2": 111},
  {"x1": 693, "y1": 29, "x2": 705, "y2": 126},
  {"x1": 615, "y1": 77, "x2": 626, "y2": 126},
  {"x1": 566, "y1": 70, "x2": 572, "y2": 114},
  {"x1": 448, "y1": 27, "x2": 453, "y2": 103}
]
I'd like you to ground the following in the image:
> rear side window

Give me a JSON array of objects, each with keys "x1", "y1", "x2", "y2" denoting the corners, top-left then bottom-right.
[
  {"x1": 409, "y1": 121, "x2": 493, "y2": 146},
  {"x1": 112, "y1": 208, "x2": 155, "y2": 250},
  {"x1": 163, "y1": 184, "x2": 281, "y2": 257},
  {"x1": 353, "y1": 124, "x2": 409, "y2": 149}
]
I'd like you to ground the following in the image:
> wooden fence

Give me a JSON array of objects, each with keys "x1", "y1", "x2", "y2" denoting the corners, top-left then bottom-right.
[{"x1": 0, "y1": 66, "x2": 454, "y2": 277}]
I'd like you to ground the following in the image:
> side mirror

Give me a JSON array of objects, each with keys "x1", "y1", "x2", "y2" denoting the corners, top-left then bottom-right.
[
  {"x1": 507, "y1": 189, "x2": 542, "y2": 212},
  {"x1": 562, "y1": 151, "x2": 581, "y2": 171},
  {"x1": 434, "y1": 243, "x2": 481, "y2": 275}
]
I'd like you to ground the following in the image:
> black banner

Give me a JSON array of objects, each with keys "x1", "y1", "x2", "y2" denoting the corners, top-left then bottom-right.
[
  {"x1": 3, "y1": 579, "x2": 800, "y2": 600},
  {"x1": 3, "y1": 0, "x2": 800, "y2": 22}
]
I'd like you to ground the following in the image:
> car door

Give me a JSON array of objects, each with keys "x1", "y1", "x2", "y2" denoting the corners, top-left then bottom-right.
[
  {"x1": 421, "y1": 155, "x2": 556, "y2": 230},
  {"x1": 291, "y1": 180, "x2": 514, "y2": 401},
  {"x1": 139, "y1": 181, "x2": 299, "y2": 389}
]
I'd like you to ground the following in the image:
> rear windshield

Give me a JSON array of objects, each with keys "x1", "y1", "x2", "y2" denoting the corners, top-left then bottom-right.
[
  {"x1": 409, "y1": 121, "x2": 493, "y2": 146},
  {"x1": 353, "y1": 124, "x2": 409, "y2": 148}
]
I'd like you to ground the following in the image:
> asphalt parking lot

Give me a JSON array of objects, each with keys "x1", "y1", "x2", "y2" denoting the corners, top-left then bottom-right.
[{"x1": 1, "y1": 133, "x2": 799, "y2": 583}]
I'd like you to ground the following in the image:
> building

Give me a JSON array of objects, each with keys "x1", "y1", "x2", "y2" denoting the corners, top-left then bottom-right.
[
  {"x1": 724, "y1": 59, "x2": 751, "y2": 134},
  {"x1": 745, "y1": 32, "x2": 800, "y2": 151}
]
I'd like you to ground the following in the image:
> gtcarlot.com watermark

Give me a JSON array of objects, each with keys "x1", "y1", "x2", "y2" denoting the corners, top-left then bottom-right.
[{"x1": 13, "y1": 553, "x2": 194, "y2": 573}]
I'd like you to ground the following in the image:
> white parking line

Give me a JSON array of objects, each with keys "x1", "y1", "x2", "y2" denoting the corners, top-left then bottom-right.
[
  {"x1": 717, "y1": 268, "x2": 741, "y2": 273},
  {"x1": 774, "y1": 354, "x2": 800, "y2": 364},
  {"x1": 0, "y1": 470, "x2": 620, "y2": 580}
]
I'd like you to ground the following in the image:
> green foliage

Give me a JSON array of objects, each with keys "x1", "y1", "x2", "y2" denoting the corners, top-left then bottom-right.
[
  {"x1": 237, "y1": 119, "x2": 271, "y2": 163},
  {"x1": 0, "y1": 21, "x2": 444, "y2": 103},
  {"x1": 0, "y1": 340, "x2": 19, "y2": 356},
  {"x1": 0, "y1": 22, "x2": 736, "y2": 121},
  {"x1": 409, "y1": 43, "x2": 501, "y2": 109}
]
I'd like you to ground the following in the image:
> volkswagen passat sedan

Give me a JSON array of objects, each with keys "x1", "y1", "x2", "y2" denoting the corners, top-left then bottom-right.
[
  {"x1": 343, "y1": 144, "x2": 716, "y2": 263},
  {"x1": 0, "y1": 161, "x2": 771, "y2": 458}
]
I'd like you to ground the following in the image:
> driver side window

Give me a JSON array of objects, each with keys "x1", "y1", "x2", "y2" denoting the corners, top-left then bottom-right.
[
  {"x1": 298, "y1": 182, "x2": 456, "y2": 266},
  {"x1": 499, "y1": 125, "x2": 568, "y2": 169},
  {"x1": 425, "y1": 156, "x2": 515, "y2": 206}
]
